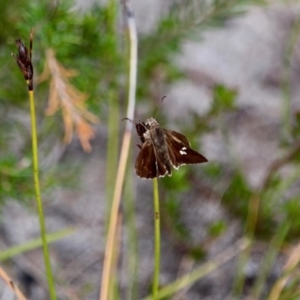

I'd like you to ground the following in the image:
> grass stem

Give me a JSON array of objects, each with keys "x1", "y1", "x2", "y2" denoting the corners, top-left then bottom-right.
[
  {"x1": 152, "y1": 178, "x2": 161, "y2": 299},
  {"x1": 142, "y1": 238, "x2": 250, "y2": 300},
  {"x1": 29, "y1": 90, "x2": 57, "y2": 300},
  {"x1": 99, "y1": 1, "x2": 137, "y2": 299}
]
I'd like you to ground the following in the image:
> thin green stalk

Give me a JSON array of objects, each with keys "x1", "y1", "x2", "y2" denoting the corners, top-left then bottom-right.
[
  {"x1": 105, "y1": 90, "x2": 119, "y2": 223},
  {"x1": 232, "y1": 193, "x2": 259, "y2": 297},
  {"x1": 152, "y1": 178, "x2": 161, "y2": 299},
  {"x1": 281, "y1": 17, "x2": 300, "y2": 142},
  {"x1": 275, "y1": 268, "x2": 300, "y2": 300},
  {"x1": 251, "y1": 223, "x2": 289, "y2": 299},
  {"x1": 0, "y1": 228, "x2": 73, "y2": 261},
  {"x1": 268, "y1": 240, "x2": 300, "y2": 300},
  {"x1": 106, "y1": 90, "x2": 120, "y2": 299},
  {"x1": 124, "y1": 162, "x2": 138, "y2": 300},
  {"x1": 104, "y1": 0, "x2": 120, "y2": 296},
  {"x1": 142, "y1": 238, "x2": 250, "y2": 300},
  {"x1": 13, "y1": 29, "x2": 56, "y2": 300},
  {"x1": 105, "y1": 0, "x2": 118, "y2": 225},
  {"x1": 29, "y1": 90, "x2": 57, "y2": 300},
  {"x1": 109, "y1": 211, "x2": 123, "y2": 300}
]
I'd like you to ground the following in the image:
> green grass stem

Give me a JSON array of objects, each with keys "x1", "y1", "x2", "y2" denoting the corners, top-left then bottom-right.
[
  {"x1": 124, "y1": 165, "x2": 138, "y2": 300},
  {"x1": 29, "y1": 90, "x2": 57, "y2": 300},
  {"x1": 105, "y1": 90, "x2": 119, "y2": 223},
  {"x1": 281, "y1": 17, "x2": 300, "y2": 142},
  {"x1": 142, "y1": 238, "x2": 250, "y2": 300},
  {"x1": 0, "y1": 228, "x2": 73, "y2": 261},
  {"x1": 232, "y1": 192, "x2": 260, "y2": 297},
  {"x1": 152, "y1": 177, "x2": 161, "y2": 299},
  {"x1": 251, "y1": 223, "x2": 289, "y2": 299},
  {"x1": 99, "y1": 1, "x2": 137, "y2": 299}
]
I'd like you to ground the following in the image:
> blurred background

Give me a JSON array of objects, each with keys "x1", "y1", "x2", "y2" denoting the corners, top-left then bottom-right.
[{"x1": 1, "y1": 0, "x2": 300, "y2": 299}]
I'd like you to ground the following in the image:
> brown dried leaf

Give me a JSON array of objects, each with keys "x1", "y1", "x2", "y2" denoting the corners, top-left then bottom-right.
[
  {"x1": 39, "y1": 48, "x2": 99, "y2": 152},
  {"x1": 76, "y1": 118, "x2": 96, "y2": 153}
]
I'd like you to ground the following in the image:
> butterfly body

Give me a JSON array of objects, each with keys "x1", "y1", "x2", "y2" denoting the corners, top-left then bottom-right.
[{"x1": 135, "y1": 117, "x2": 207, "y2": 179}]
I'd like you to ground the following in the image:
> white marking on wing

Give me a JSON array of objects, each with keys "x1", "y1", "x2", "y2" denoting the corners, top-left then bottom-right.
[{"x1": 179, "y1": 149, "x2": 187, "y2": 155}]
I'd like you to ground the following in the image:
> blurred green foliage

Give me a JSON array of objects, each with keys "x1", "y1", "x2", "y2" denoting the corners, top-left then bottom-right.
[
  {"x1": 210, "y1": 84, "x2": 237, "y2": 114},
  {"x1": 223, "y1": 173, "x2": 252, "y2": 223},
  {"x1": 0, "y1": 155, "x2": 34, "y2": 204},
  {"x1": 208, "y1": 220, "x2": 226, "y2": 237}
]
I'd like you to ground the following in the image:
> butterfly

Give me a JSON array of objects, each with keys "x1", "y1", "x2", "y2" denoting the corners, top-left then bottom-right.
[{"x1": 132, "y1": 117, "x2": 207, "y2": 179}]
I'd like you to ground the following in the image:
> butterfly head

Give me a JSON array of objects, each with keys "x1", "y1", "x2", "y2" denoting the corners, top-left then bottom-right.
[{"x1": 145, "y1": 117, "x2": 159, "y2": 128}]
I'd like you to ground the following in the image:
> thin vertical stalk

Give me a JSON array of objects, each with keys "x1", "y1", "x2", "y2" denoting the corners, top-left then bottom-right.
[
  {"x1": 105, "y1": 90, "x2": 120, "y2": 297},
  {"x1": 141, "y1": 238, "x2": 250, "y2": 300},
  {"x1": 105, "y1": 90, "x2": 119, "y2": 222},
  {"x1": 124, "y1": 162, "x2": 138, "y2": 300},
  {"x1": 105, "y1": 0, "x2": 118, "y2": 223},
  {"x1": 232, "y1": 192, "x2": 260, "y2": 297},
  {"x1": 109, "y1": 211, "x2": 123, "y2": 300},
  {"x1": 152, "y1": 178, "x2": 161, "y2": 299},
  {"x1": 13, "y1": 29, "x2": 56, "y2": 299},
  {"x1": 281, "y1": 17, "x2": 300, "y2": 142},
  {"x1": 268, "y1": 240, "x2": 300, "y2": 300},
  {"x1": 29, "y1": 90, "x2": 57, "y2": 300},
  {"x1": 99, "y1": 1, "x2": 137, "y2": 299},
  {"x1": 251, "y1": 223, "x2": 289, "y2": 299}
]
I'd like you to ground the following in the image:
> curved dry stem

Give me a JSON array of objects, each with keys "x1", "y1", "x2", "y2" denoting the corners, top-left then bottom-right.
[
  {"x1": 0, "y1": 266, "x2": 27, "y2": 300},
  {"x1": 268, "y1": 240, "x2": 300, "y2": 300},
  {"x1": 99, "y1": 1, "x2": 138, "y2": 299},
  {"x1": 0, "y1": 267, "x2": 27, "y2": 300}
]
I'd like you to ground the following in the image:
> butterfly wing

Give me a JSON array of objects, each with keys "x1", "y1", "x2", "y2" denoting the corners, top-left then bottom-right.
[
  {"x1": 165, "y1": 130, "x2": 208, "y2": 168},
  {"x1": 135, "y1": 140, "x2": 169, "y2": 178},
  {"x1": 136, "y1": 122, "x2": 147, "y2": 143}
]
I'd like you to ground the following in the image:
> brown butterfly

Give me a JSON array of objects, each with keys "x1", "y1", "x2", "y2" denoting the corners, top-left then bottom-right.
[{"x1": 132, "y1": 117, "x2": 207, "y2": 179}]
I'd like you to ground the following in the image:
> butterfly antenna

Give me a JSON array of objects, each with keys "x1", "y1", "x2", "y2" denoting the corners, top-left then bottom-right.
[
  {"x1": 123, "y1": 117, "x2": 150, "y2": 132},
  {"x1": 122, "y1": 117, "x2": 135, "y2": 124},
  {"x1": 154, "y1": 95, "x2": 167, "y2": 119}
]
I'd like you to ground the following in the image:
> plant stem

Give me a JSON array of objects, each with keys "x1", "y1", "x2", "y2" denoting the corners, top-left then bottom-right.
[
  {"x1": 105, "y1": 90, "x2": 119, "y2": 223},
  {"x1": 99, "y1": 1, "x2": 137, "y2": 299},
  {"x1": 281, "y1": 17, "x2": 300, "y2": 142},
  {"x1": 152, "y1": 178, "x2": 161, "y2": 299},
  {"x1": 251, "y1": 223, "x2": 289, "y2": 299},
  {"x1": 0, "y1": 266, "x2": 27, "y2": 300},
  {"x1": 0, "y1": 228, "x2": 73, "y2": 261},
  {"x1": 142, "y1": 238, "x2": 250, "y2": 300},
  {"x1": 124, "y1": 165, "x2": 138, "y2": 300},
  {"x1": 104, "y1": 0, "x2": 119, "y2": 221},
  {"x1": 29, "y1": 90, "x2": 57, "y2": 300},
  {"x1": 232, "y1": 192, "x2": 259, "y2": 298}
]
